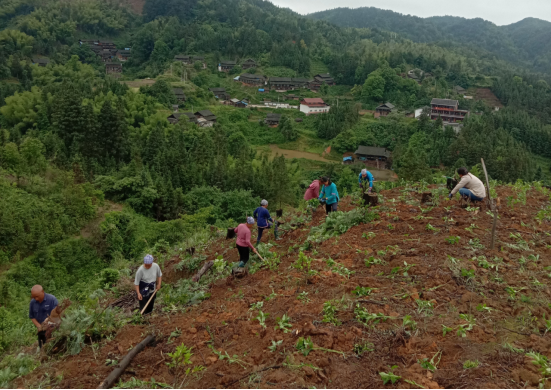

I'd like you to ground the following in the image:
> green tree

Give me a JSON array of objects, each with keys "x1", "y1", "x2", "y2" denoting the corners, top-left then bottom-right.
[
  {"x1": 279, "y1": 116, "x2": 298, "y2": 141},
  {"x1": 362, "y1": 72, "x2": 385, "y2": 101}
]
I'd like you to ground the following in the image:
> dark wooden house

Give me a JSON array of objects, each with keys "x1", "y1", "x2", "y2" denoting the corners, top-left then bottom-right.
[
  {"x1": 309, "y1": 73, "x2": 335, "y2": 91},
  {"x1": 430, "y1": 98, "x2": 469, "y2": 123},
  {"x1": 241, "y1": 59, "x2": 256, "y2": 69},
  {"x1": 116, "y1": 50, "x2": 132, "y2": 62},
  {"x1": 32, "y1": 57, "x2": 50, "y2": 67},
  {"x1": 265, "y1": 113, "x2": 282, "y2": 126},
  {"x1": 208, "y1": 87, "x2": 230, "y2": 100},
  {"x1": 168, "y1": 112, "x2": 197, "y2": 125},
  {"x1": 240, "y1": 73, "x2": 265, "y2": 86},
  {"x1": 195, "y1": 110, "x2": 217, "y2": 122},
  {"x1": 354, "y1": 146, "x2": 391, "y2": 161},
  {"x1": 172, "y1": 88, "x2": 186, "y2": 102},
  {"x1": 219, "y1": 60, "x2": 236, "y2": 72},
  {"x1": 375, "y1": 102, "x2": 395, "y2": 117},
  {"x1": 105, "y1": 62, "x2": 122, "y2": 78}
]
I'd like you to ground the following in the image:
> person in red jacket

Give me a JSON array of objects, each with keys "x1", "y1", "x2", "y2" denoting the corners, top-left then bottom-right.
[
  {"x1": 304, "y1": 178, "x2": 322, "y2": 201},
  {"x1": 235, "y1": 217, "x2": 259, "y2": 268}
]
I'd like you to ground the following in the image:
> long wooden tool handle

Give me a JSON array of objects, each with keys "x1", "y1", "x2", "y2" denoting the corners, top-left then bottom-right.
[{"x1": 140, "y1": 290, "x2": 158, "y2": 315}]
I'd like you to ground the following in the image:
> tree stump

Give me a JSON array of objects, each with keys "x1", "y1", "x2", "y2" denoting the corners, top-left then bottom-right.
[
  {"x1": 363, "y1": 193, "x2": 378, "y2": 207},
  {"x1": 226, "y1": 227, "x2": 236, "y2": 239},
  {"x1": 421, "y1": 192, "x2": 433, "y2": 204},
  {"x1": 276, "y1": 209, "x2": 283, "y2": 218}
]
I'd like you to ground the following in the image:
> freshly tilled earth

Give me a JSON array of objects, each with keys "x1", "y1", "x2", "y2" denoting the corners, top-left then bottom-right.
[{"x1": 16, "y1": 184, "x2": 551, "y2": 389}]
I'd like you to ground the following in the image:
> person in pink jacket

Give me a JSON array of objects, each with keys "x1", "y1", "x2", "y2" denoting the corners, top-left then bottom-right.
[
  {"x1": 235, "y1": 217, "x2": 259, "y2": 268},
  {"x1": 304, "y1": 178, "x2": 322, "y2": 200}
]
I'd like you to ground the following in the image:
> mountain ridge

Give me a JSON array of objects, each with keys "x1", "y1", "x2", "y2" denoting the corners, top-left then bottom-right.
[{"x1": 307, "y1": 7, "x2": 551, "y2": 72}]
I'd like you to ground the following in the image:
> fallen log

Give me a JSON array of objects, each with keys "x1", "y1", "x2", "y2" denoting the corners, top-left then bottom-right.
[
  {"x1": 98, "y1": 334, "x2": 155, "y2": 389},
  {"x1": 192, "y1": 260, "x2": 214, "y2": 282}
]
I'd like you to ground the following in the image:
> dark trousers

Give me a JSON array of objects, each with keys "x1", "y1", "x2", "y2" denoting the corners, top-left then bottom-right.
[
  {"x1": 257, "y1": 226, "x2": 271, "y2": 244},
  {"x1": 139, "y1": 293, "x2": 156, "y2": 315},
  {"x1": 38, "y1": 331, "x2": 47, "y2": 348},
  {"x1": 237, "y1": 244, "x2": 250, "y2": 264},
  {"x1": 325, "y1": 202, "x2": 338, "y2": 214}
]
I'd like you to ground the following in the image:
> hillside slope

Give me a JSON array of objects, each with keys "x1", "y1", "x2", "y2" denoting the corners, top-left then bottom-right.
[
  {"x1": 307, "y1": 7, "x2": 551, "y2": 72},
  {"x1": 16, "y1": 182, "x2": 551, "y2": 389}
]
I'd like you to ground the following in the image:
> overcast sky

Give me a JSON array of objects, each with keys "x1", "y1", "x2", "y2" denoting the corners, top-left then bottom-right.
[{"x1": 270, "y1": 0, "x2": 551, "y2": 26}]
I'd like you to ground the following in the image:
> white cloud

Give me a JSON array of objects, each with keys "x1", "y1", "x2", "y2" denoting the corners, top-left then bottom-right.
[{"x1": 271, "y1": 0, "x2": 551, "y2": 26}]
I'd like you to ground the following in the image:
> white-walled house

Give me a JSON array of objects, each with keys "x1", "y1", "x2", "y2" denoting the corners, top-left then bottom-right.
[{"x1": 299, "y1": 98, "x2": 330, "y2": 115}]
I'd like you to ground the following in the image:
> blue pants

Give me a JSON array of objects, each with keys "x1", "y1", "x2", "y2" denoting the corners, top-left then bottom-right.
[{"x1": 459, "y1": 188, "x2": 484, "y2": 202}]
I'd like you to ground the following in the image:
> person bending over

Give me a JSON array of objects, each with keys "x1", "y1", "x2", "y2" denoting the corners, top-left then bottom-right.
[{"x1": 449, "y1": 167, "x2": 486, "y2": 202}]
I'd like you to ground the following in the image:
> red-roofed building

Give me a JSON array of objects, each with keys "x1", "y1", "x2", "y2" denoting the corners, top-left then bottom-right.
[{"x1": 300, "y1": 98, "x2": 330, "y2": 115}]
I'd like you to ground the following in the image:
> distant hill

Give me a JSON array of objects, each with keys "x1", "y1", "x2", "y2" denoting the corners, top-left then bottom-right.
[{"x1": 307, "y1": 7, "x2": 551, "y2": 72}]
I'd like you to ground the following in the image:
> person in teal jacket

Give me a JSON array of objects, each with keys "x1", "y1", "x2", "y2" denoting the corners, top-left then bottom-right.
[
  {"x1": 359, "y1": 169, "x2": 374, "y2": 192},
  {"x1": 318, "y1": 176, "x2": 340, "y2": 215}
]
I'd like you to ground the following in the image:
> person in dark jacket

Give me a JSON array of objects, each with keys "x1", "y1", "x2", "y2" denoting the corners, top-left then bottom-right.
[
  {"x1": 254, "y1": 199, "x2": 274, "y2": 245},
  {"x1": 29, "y1": 285, "x2": 58, "y2": 348}
]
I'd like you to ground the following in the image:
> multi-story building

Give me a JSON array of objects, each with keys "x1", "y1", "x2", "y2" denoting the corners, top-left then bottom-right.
[
  {"x1": 299, "y1": 98, "x2": 330, "y2": 115},
  {"x1": 430, "y1": 98, "x2": 469, "y2": 123}
]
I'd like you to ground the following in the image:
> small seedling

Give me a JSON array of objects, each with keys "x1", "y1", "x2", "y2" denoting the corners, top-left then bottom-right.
[
  {"x1": 322, "y1": 302, "x2": 341, "y2": 326},
  {"x1": 402, "y1": 315, "x2": 417, "y2": 332},
  {"x1": 352, "y1": 286, "x2": 375, "y2": 297},
  {"x1": 445, "y1": 236, "x2": 460, "y2": 245},
  {"x1": 167, "y1": 343, "x2": 193, "y2": 369},
  {"x1": 249, "y1": 301, "x2": 264, "y2": 311},
  {"x1": 362, "y1": 232, "x2": 376, "y2": 240},
  {"x1": 268, "y1": 340, "x2": 282, "y2": 352},
  {"x1": 461, "y1": 268, "x2": 475, "y2": 280},
  {"x1": 297, "y1": 291, "x2": 310, "y2": 303},
  {"x1": 416, "y1": 300, "x2": 434, "y2": 316},
  {"x1": 105, "y1": 359, "x2": 118, "y2": 366},
  {"x1": 502, "y1": 343, "x2": 524, "y2": 353},
  {"x1": 459, "y1": 314, "x2": 476, "y2": 329},
  {"x1": 209, "y1": 346, "x2": 249, "y2": 369},
  {"x1": 353, "y1": 341, "x2": 374, "y2": 356},
  {"x1": 355, "y1": 305, "x2": 391, "y2": 326},
  {"x1": 467, "y1": 238, "x2": 484, "y2": 250},
  {"x1": 379, "y1": 366, "x2": 401, "y2": 385},
  {"x1": 426, "y1": 223, "x2": 440, "y2": 233},
  {"x1": 167, "y1": 328, "x2": 182, "y2": 344},
  {"x1": 365, "y1": 256, "x2": 385, "y2": 267},
  {"x1": 463, "y1": 360, "x2": 479, "y2": 369},
  {"x1": 442, "y1": 325, "x2": 453, "y2": 336},
  {"x1": 526, "y1": 351, "x2": 551, "y2": 383},
  {"x1": 296, "y1": 336, "x2": 314, "y2": 356},
  {"x1": 418, "y1": 351, "x2": 442, "y2": 372},
  {"x1": 255, "y1": 311, "x2": 269, "y2": 329},
  {"x1": 275, "y1": 314, "x2": 292, "y2": 333},
  {"x1": 476, "y1": 303, "x2": 492, "y2": 313},
  {"x1": 456, "y1": 325, "x2": 468, "y2": 338}
]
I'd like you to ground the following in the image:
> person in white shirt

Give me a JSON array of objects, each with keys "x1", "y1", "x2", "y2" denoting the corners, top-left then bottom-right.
[
  {"x1": 449, "y1": 167, "x2": 486, "y2": 202},
  {"x1": 134, "y1": 254, "x2": 162, "y2": 315}
]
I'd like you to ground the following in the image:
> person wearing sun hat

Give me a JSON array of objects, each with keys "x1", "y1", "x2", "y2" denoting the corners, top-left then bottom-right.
[
  {"x1": 134, "y1": 254, "x2": 162, "y2": 315},
  {"x1": 234, "y1": 217, "x2": 259, "y2": 268}
]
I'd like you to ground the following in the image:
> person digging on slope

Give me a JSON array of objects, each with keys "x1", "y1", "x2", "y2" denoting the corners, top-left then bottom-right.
[
  {"x1": 29, "y1": 285, "x2": 58, "y2": 349},
  {"x1": 235, "y1": 217, "x2": 260, "y2": 268},
  {"x1": 253, "y1": 199, "x2": 275, "y2": 246},
  {"x1": 134, "y1": 254, "x2": 162, "y2": 315},
  {"x1": 359, "y1": 169, "x2": 375, "y2": 193},
  {"x1": 319, "y1": 177, "x2": 340, "y2": 216},
  {"x1": 448, "y1": 167, "x2": 486, "y2": 202}
]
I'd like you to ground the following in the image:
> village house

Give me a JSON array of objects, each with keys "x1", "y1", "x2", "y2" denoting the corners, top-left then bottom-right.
[
  {"x1": 193, "y1": 56, "x2": 207, "y2": 69},
  {"x1": 219, "y1": 60, "x2": 236, "y2": 72},
  {"x1": 309, "y1": 73, "x2": 335, "y2": 91},
  {"x1": 407, "y1": 69, "x2": 432, "y2": 83},
  {"x1": 167, "y1": 112, "x2": 197, "y2": 125},
  {"x1": 105, "y1": 62, "x2": 122, "y2": 78},
  {"x1": 269, "y1": 77, "x2": 310, "y2": 92},
  {"x1": 174, "y1": 55, "x2": 192, "y2": 64},
  {"x1": 32, "y1": 57, "x2": 50, "y2": 67},
  {"x1": 430, "y1": 98, "x2": 469, "y2": 123},
  {"x1": 240, "y1": 73, "x2": 266, "y2": 86},
  {"x1": 195, "y1": 110, "x2": 217, "y2": 123},
  {"x1": 241, "y1": 59, "x2": 256, "y2": 69},
  {"x1": 116, "y1": 49, "x2": 132, "y2": 62},
  {"x1": 99, "y1": 40, "x2": 116, "y2": 50},
  {"x1": 230, "y1": 98, "x2": 247, "y2": 108},
  {"x1": 285, "y1": 94, "x2": 300, "y2": 101},
  {"x1": 375, "y1": 102, "x2": 396, "y2": 118},
  {"x1": 265, "y1": 113, "x2": 282, "y2": 127},
  {"x1": 172, "y1": 88, "x2": 186, "y2": 103},
  {"x1": 355, "y1": 145, "x2": 391, "y2": 162},
  {"x1": 208, "y1": 87, "x2": 230, "y2": 100},
  {"x1": 454, "y1": 85, "x2": 466, "y2": 94},
  {"x1": 299, "y1": 98, "x2": 330, "y2": 115}
]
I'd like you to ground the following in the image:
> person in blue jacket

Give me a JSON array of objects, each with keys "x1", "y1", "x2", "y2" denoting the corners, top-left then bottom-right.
[
  {"x1": 359, "y1": 169, "x2": 374, "y2": 192},
  {"x1": 253, "y1": 199, "x2": 274, "y2": 246},
  {"x1": 319, "y1": 177, "x2": 340, "y2": 215}
]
